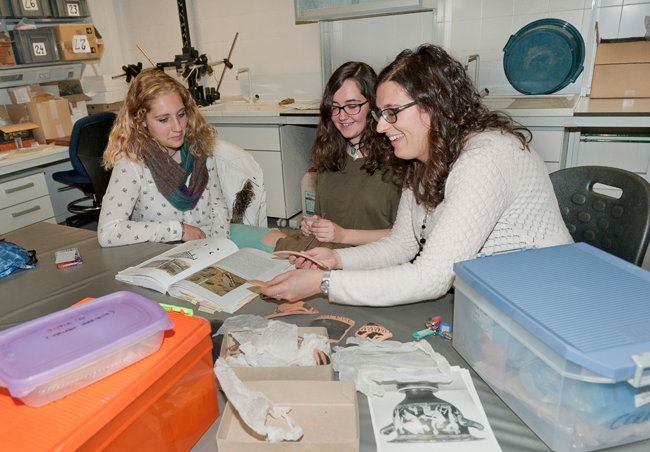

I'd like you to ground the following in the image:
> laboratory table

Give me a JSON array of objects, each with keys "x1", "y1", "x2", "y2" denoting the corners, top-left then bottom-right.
[{"x1": 1, "y1": 222, "x2": 648, "y2": 452}]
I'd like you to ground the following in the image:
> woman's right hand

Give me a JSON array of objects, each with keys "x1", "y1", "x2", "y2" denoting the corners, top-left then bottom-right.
[
  {"x1": 290, "y1": 247, "x2": 342, "y2": 270},
  {"x1": 182, "y1": 224, "x2": 206, "y2": 242}
]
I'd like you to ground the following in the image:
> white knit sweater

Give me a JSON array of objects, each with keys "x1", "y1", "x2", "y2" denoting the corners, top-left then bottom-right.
[{"x1": 330, "y1": 130, "x2": 573, "y2": 306}]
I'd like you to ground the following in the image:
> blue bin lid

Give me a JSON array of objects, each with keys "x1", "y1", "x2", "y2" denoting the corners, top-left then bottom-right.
[
  {"x1": 453, "y1": 243, "x2": 650, "y2": 381},
  {"x1": 503, "y1": 19, "x2": 585, "y2": 95}
]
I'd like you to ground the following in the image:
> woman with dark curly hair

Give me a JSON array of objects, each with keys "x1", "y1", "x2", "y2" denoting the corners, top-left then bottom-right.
[
  {"x1": 261, "y1": 44, "x2": 573, "y2": 306},
  {"x1": 273, "y1": 61, "x2": 401, "y2": 252},
  {"x1": 98, "y1": 71, "x2": 230, "y2": 247}
]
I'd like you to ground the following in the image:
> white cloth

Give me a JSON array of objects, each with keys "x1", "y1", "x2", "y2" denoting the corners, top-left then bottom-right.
[
  {"x1": 330, "y1": 130, "x2": 574, "y2": 306},
  {"x1": 97, "y1": 155, "x2": 230, "y2": 247},
  {"x1": 213, "y1": 139, "x2": 268, "y2": 227}
]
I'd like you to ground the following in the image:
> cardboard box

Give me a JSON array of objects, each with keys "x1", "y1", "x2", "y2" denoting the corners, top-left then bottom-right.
[
  {"x1": 40, "y1": 79, "x2": 91, "y2": 124},
  {"x1": 87, "y1": 101, "x2": 124, "y2": 113},
  {"x1": 220, "y1": 326, "x2": 333, "y2": 381},
  {"x1": 25, "y1": 99, "x2": 73, "y2": 144},
  {"x1": 216, "y1": 380, "x2": 359, "y2": 452},
  {"x1": 82, "y1": 74, "x2": 128, "y2": 92},
  {"x1": 45, "y1": 24, "x2": 103, "y2": 61},
  {"x1": 7, "y1": 84, "x2": 41, "y2": 105},
  {"x1": 0, "y1": 105, "x2": 38, "y2": 152},
  {"x1": 86, "y1": 88, "x2": 128, "y2": 104},
  {"x1": 590, "y1": 39, "x2": 650, "y2": 99},
  {"x1": 0, "y1": 32, "x2": 15, "y2": 66}
]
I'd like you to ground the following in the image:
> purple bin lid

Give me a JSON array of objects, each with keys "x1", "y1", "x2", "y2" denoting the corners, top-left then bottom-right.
[{"x1": 0, "y1": 291, "x2": 174, "y2": 398}]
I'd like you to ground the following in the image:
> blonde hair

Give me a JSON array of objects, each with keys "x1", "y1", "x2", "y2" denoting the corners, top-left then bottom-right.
[{"x1": 103, "y1": 71, "x2": 216, "y2": 169}]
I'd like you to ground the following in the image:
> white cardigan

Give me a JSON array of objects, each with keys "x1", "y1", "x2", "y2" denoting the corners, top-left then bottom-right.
[
  {"x1": 329, "y1": 130, "x2": 574, "y2": 306},
  {"x1": 213, "y1": 139, "x2": 268, "y2": 227}
]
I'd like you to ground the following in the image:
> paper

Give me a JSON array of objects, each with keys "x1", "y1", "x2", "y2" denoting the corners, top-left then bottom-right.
[{"x1": 368, "y1": 367, "x2": 502, "y2": 452}]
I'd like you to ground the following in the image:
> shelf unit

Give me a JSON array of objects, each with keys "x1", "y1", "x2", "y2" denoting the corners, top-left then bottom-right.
[{"x1": 0, "y1": 16, "x2": 91, "y2": 86}]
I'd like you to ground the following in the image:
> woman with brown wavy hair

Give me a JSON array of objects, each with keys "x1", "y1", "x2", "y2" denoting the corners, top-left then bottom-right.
[
  {"x1": 274, "y1": 61, "x2": 401, "y2": 252},
  {"x1": 261, "y1": 44, "x2": 572, "y2": 306},
  {"x1": 98, "y1": 71, "x2": 229, "y2": 247}
]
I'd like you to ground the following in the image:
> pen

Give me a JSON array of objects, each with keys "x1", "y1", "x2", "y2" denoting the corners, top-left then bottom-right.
[{"x1": 321, "y1": 213, "x2": 326, "y2": 219}]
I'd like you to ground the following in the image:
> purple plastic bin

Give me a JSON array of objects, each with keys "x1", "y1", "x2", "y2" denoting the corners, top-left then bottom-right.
[{"x1": 0, "y1": 291, "x2": 174, "y2": 407}]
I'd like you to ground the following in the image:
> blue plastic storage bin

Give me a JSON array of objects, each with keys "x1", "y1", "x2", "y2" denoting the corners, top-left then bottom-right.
[{"x1": 453, "y1": 243, "x2": 650, "y2": 452}]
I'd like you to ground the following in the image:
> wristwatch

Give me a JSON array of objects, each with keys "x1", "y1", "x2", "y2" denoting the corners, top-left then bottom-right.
[{"x1": 320, "y1": 270, "x2": 331, "y2": 296}]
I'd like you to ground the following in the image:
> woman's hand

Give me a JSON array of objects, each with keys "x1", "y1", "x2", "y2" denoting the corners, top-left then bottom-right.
[
  {"x1": 181, "y1": 224, "x2": 206, "y2": 242},
  {"x1": 290, "y1": 247, "x2": 342, "y2": 270},
  {"x1": 310, "y1": 219, "x2": 345, "y2": 243},
  {"x1": 300, "y1": 216, "x2": 319, "y2": 236},
  {"x1": 260, "y1": 269, "x2": 324, "y2": 301}
]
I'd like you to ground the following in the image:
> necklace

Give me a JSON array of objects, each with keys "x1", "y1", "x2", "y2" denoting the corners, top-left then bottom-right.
[
  {"x1": 420, "y1": 211, "x2": 429, "y2": 246},
  {"x1": 346, "y1": 140, "x2": 363, "y2": 160},
  {"x1": 168, "y1": 148, "x2": 180, "y2": 159}
]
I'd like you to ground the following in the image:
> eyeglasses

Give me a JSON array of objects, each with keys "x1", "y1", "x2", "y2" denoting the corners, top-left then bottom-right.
[
  {"x1": 331, "y1": 101, "x2": 368, "y2": 116},
  {"x1": 371, "y1": 101, "x2": 418, "y2": 124}
]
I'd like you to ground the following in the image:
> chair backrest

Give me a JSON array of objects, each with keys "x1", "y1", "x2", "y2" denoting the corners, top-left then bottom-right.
[
  {"x1": 75, "y1": 112, "x2": 117, "y2": 203},
  {"x1": 550, "y1": 166, "x2": 650, "y2": 266}
]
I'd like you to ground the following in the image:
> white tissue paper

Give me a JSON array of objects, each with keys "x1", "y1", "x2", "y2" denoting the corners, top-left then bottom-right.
[
  {"x1": 214, "y1": 314, "x2": 270, "y2": 336},
  {"x1": 215, "y1": 359, "x2": 304, "y2": 442},
  {"x1": 332, "y1": 337, "x2": 452, "y2": 397},
  {"x1": 226, "y1": 320, "x2": 330, "y2": 368}
]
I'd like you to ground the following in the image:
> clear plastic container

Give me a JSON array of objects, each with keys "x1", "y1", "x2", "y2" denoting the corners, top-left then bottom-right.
[
  {"x1": 452, "y1": 243, "x2": 650, "y2": 452},
  {"x1": 0, "y1": 291, "x2": 174, "y2": 407}
]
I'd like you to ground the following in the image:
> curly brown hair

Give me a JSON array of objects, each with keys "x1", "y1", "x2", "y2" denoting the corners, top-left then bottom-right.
[
  {"x1": 311, "y1": 62, "x2": 391, "y2": 174},
  {"x1": 103, "y1": 71, "x2": 216, "y2": 169},
  {"x1": 377, "y1": 44, "x2": 531, "y2": 210}
]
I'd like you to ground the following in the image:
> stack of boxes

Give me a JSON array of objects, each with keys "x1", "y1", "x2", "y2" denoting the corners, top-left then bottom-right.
[{"x1": 82, "y1": 75, "x2": 129, "y2": 113}]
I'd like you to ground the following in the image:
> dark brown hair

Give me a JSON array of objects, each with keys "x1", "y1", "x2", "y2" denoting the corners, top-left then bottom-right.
[
  {"x1": 311, "y1": 62, "x2": 391, "y2": 174},
  {"x1": 377, "y1": 44, "x2": 531, "y2": 210}
]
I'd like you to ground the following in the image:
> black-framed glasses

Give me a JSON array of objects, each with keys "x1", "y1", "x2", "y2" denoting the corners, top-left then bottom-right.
[
  {"x1": 331, "y1": 100, "x2": 368, "y2": 116},
  {"x1": 371, "y1": 101, "x2": 418, "y2": 124}
]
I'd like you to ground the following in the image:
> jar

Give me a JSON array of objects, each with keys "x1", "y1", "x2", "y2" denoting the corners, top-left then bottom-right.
[{"x1": 380, "y1": 383, "x2": 484, "y2": 442}]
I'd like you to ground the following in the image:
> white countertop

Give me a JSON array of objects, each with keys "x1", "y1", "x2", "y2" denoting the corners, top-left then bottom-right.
[{"x1": 0, "y1": 145, "x2": 69, "y2": 177}]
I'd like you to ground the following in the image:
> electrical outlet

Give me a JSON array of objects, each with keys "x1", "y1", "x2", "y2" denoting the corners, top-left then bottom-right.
[
  {"x1": 67, "y1": 70, "x2": 75, "y2": 79},
  {"x1": 37, "y1": 71, "x2": 50, "y2": 80}
]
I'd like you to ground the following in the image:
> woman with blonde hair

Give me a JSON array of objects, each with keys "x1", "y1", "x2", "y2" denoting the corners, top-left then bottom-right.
[{"x1": 98, "y1": 71, "x2": 230, "y2": 247}]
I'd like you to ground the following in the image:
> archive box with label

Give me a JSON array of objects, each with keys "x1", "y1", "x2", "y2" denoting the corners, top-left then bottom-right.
[
  {"x1": 9, "y1": 28, "x2": 59, "y2": 64},
  {"x1": 452, "y1": 243, "x2": 650, "y2": 452},
  {"x1": 49, "y1": 0, "x2": 89, "y2": 17}
]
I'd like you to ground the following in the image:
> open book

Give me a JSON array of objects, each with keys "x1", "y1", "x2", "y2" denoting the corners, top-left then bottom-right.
[{"x1": 116, "y1": 237, "x2": 293, "y2": 314}]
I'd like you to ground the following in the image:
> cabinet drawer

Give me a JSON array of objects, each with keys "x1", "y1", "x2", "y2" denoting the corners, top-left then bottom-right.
[
  {"x1": 577, "y1": 137, "x2": 650, "y2": 176},
  {"x1": 0, "y1": 195, "x2": 55, "y2": 235},
  {"x1": 529, "y1": 127, "x2": 564, "y2": 163},
  {"x1": 215, "y1": 125, "x2": 281, "y2": 151},
  {"x1": 0, "y1": 172, "x2": 50, "y2": 210}
]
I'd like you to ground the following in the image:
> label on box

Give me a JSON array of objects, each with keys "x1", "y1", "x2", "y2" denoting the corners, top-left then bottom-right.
[
  {"x1": 32, "y1": 42, "x2": 47, "y2": 57},
  {"x1": 22, "y1": 0, "x2": 38, "y2": 11},
  {"x1": 11, "y1": 88, "x2": 31, "y2": 104},
  {"x1": 635, "y1": 388, "x2": 650, "y2": 408},
  {"x1": 67, "y1": 3, "x2": 81, "y2": 16},
  {"x1": 72, "y1": 35, "x2": 90, "y2": 53}
]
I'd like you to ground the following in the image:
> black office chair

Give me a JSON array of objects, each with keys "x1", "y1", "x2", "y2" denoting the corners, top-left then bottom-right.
[
  {"x1": 550, "y1": 166, "x2": 650, "y2": 266},
  {"x1": 52, "y1": 112, "x2": 117, "y2": 228}
]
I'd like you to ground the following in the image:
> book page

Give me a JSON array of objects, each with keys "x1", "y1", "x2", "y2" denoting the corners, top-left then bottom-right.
[
  {"x1": 168, "y1": 248, "x2": 293, "y2": 314},
  {"x1": 115, "y1": 237, "x2": 239, "y2": 292}
]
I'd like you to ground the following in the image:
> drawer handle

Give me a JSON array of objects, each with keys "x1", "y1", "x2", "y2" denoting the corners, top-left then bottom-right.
[
  {"x1": 12, "y1": 205, "x2": 41, "y2": 218},
  {"x1": 5, "y1": 182, "x2": 35, "y2": 194}
]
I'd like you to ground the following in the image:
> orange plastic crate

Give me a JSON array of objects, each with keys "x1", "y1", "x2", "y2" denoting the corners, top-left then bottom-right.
[{"x1": 0, "y1": 311, "x2": 219, "y2": 452}]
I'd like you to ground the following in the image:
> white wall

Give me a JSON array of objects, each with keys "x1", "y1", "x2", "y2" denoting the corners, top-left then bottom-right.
[
  {"x1": 84, "y1": 0, "x2": 650, "y2": 100},
  {"x1": 85, "y1": 0, "x2": 322, "y2": 100}
]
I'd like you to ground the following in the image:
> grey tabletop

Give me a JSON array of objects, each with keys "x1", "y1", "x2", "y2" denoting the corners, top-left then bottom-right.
[{"x1": 1, "y1": 223, "x2": 648, "y2": 452}]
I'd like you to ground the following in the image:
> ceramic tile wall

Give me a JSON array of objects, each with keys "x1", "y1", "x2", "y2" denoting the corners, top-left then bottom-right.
[{"x1": 598, "y1": 0, "x2": 650, "y2": 39}]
